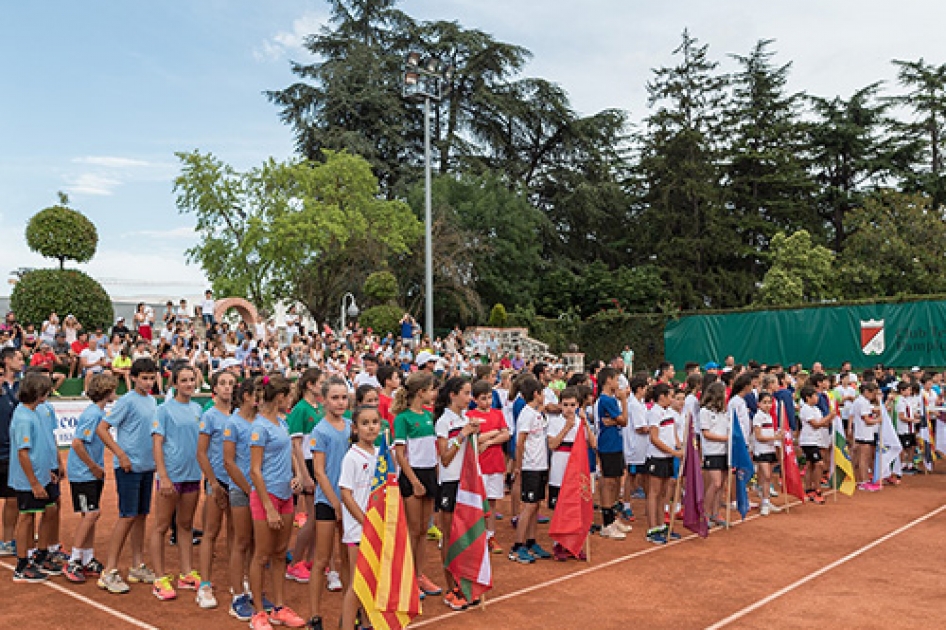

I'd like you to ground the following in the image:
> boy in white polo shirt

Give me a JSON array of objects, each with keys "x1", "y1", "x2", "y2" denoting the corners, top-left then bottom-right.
[
  {"x1": 798, "y1": 386, "x2": 829, "y2": 504},
  {"x1": 850, "y1": 382, "x2": 882, "y2": 491}
]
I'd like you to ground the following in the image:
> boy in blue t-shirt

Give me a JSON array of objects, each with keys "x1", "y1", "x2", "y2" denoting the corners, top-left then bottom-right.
[
  {"x1": 595, "y1": 367, "x2": 630, "y2": 540},
  {"x1": 96, "y1": 358, "x2": 159, "y2": 594}
]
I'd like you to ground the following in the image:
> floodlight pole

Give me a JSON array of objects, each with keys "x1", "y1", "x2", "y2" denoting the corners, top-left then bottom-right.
[{"x1": 423, "y1": 94, "x2": 433, "y2": 344}]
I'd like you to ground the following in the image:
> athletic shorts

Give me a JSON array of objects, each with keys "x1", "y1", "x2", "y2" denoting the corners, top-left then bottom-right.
[
  {"x1": 626, "y1": 463, "x2": 645, "y2": 475},
  {"x1": 249, "y1": 491, "x2": 294, "y2": 521},
  {"x1": 115, "y1": 469, "x2": 154, "y2": 518},
  {"x1": 157, "y1": 478, "x2": 200, "y2": 495},
  {"x1": 315, "y1": 502, "x2": 337, "y2": 522},
  {"x1": 482, "y1": 473, "x2": 504, "y2": 500},
  {"x1": 204, "y1": 478, "x2": 230, "y2": 497},
  {"x1": 0, "y1": 461, "x2": 14, "y2": 499},
  {"x1": 229, "y1": 484, "x2": 250, "y2": 509},
  {"x1": 16, "y1": 482, "x2": 59, "y2": 513},
  {"x1": 548, "y1": 484, "x2": 561, "y2": 510},
  {"x1": 399, "y1": 466, "x2": 437, "y2": 500},
  {"x1": 855, "y1": 437, "x2": 878, "y2": 446},
  {"x1": 753, "y1": 453, "x2": 778, "y2": 464},
  {"x1": 703, "y1": 455, "x2": 729, "y2": 471},
  {"x1": 70, "y1": 479, "x2": 105, "y2": 513},
  {"x1": 801, "y1": 445, "x2": 822, "y2": 464},
  {"x1": 645, "y1": 457, "x2": 674, "y2": 479},
  {"x1": 302, "y1": 459, "x2": 315, "y2": 495},
  {"x1": 438, "y1": 481, "x2": 460, "y2": 513},
  {"x1": 899, "y1": 434, "x2": 917, "y2": 449},
  {"x1": 519, "y1": 470, "x2": 548, "y2": 504},
  {"x1": 598, "y1": 451, "x2": 624, "y2": 479}
]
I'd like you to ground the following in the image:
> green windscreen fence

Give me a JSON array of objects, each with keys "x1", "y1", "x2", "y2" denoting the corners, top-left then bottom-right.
[{"x1": 664, "y1": 299, "x2": 946, "y2": 370}]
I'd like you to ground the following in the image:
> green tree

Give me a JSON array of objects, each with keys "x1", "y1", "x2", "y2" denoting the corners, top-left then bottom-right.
[
  {"x1": 25, "y1": 193, "x2": 99, "y2": 270},
  {"x1": 12, "y1": 269, "x2": 112, "y2": 330},
  {"x1": 363, "y1": 270, "x2": 399, "y2": 304},
  {"x1": 836, "y1": 190, "x2": 946, "y2": 298},
  {"x1": 487, "y1": 303, "x2": 507, "y2": 327},
  {"x1": 174, "y1": 150, "x2": 422, "y2": 321},
  {"x1": 755, "y1": 230, "x2": 835, "y2": 305}
]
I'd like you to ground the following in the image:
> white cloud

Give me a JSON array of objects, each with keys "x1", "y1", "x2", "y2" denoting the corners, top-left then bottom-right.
[
  {"x1": 73, "y1": 156, "x2": 152, "y2": 168},
  {"x1": 255, "y1": 11, "x2": 326, "y2": 61},
  {"x1": 65, "y1": 173, "x2": 122, "y2": 196},
  {"x1": 122, "y1": 226, "x2": 197, "y2": 240}
]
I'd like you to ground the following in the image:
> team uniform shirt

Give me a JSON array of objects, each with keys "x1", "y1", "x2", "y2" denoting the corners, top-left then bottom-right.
[
  {"x1": 850, "y1": 395, "x2": 878, "y2": 441},
  {"x1": 547, "y1": 413, "x2": 579, "y2": 487},
  {"x1": 9, "y1": 405, "x2": 57, "y2": 491},
  {"x1": 799, "y1": 403, "x2": 826, "y2": 448},
  {"x1": 67, "y1": 404, "x2": 106, "y2": 483},
  {"x1": 287, "y1": 399, "x2": 321, "y2": 462},
  {"x1": 223, "y1": 413, "x2": 255, "y2": 485},
  {"x1": 436, "y1": 408, "x2": 471, "y2": 482},
  {"x1": 699, "y1": 408, "x2": 729, "y2": 456},
  {"x1": 467, "y1": 408, "x2": 506, "y2": 475},
  {"x1": 338, "y1": 444, "x2": 378, "y2": 544},
  {"x1": 625, "y1": 394, "x2": 650, "y2": 465},
  {"x1": 393, "y1": 409, "x2": 437, "y2": 469},
  {"x1": 105, "y1": 390, "x2": 157, "y2": 472},
  {"x1": 596, "y1": 394, "x2": 623, "y2": 454},
  {"x1": 152, "y1": 398, "x2": 203, "y2": 483},
  {"x1": 839, "y1": 385, "x2": 857, "y2": 421},
  {"x1": 0, "y1": 380, "x2": 20, "y2": 462},
  {"x1": 684, "y1": 393, "x2": 701, "y2": 433},
  {"x1": 199, "y1": 406, "x2": 231, "y2": 484},
  {"x1": 752, "y1": 409, "x2": 777, "y2": 456},
  {"x1": 727, "y1": 395, "x2": 751, "y2": 448},
  {"x1": 516, "y1": 405, "x2": 549, "y2": 472},
  {"x1": 250, "y1": 416, "x2": 293, "y2": 500},
  {"x1": 895, "y1": 396, "x2": 913, "y2": 436},
  {"x1": 908, "y1": 394, "x2": 924, "y2": 434},
  {"x1": 646, "y1": 404, "x2": 677, "y2": 460},
  {"x1": 311, "y1": 417, "x2": 352, "y2": 506}
]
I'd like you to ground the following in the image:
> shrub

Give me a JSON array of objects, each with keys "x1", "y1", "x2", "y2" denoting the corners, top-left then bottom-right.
[
  {"x1": 358, "y1": 304, "x2": 402, "y2": 336},
  {"x1": 487, "y1": 303, "x2": 508, "y2": 327},
  {"x1": 25, "y1": 203, "x2": 98, "y2": 269},
  {"x1": 11, "y1": 269, "x2": 113, "y2": 330},
  {"x1": 363, "y1": 270, "x2": 399, "y2": 304}
]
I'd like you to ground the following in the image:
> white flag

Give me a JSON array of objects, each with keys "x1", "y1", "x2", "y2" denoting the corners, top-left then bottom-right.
[{"x1": 879, "y1": 405, "x2": 903, "y2": 476}]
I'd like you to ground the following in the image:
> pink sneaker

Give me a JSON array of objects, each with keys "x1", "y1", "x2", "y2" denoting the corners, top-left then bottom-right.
[
  {"x1": 268, "y1": 605, "x2": 306, "y2": 627},
  {"x1": 285, "y1": 561, "x2": 310, "y2": 584}
]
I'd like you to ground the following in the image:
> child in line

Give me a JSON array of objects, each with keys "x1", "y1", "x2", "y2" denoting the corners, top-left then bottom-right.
[
  {"x1": 751, "y1": 391, "x2": 782, "y2": 516},
  {"x1": 286, "y1": 368, "x2": 323, "y2": 584},
  {"x1": 595, "y1": 368, "x2": 631, "y2": 540},
  {"x1": 467, "y1": 379, "x2": 509, "y2": 555},
  {"x1": 895, "y1": 381, "x2": 918, "y2": 474},
  {"x1": 338, "y1": 405, "x2": 381, "y2": 630},
  {"x1": 799, "y1": 386, "x2": 829, "y2": 504},
  {"x1": 623, "y1": 376, "x2": 650, "y2": 513},
  {"x1": 548, "y1": 387, "x2": 589, "y2": 561},
  {"x1": 510, "y1": 375, "x2": 551, "y2": 563},
  {"x1": 851, "y1": 382, "x2": 882, "y2": 491},
  {"x1": 65, "y1": 372, "x2": 117, "y2": 582},
  {"x1": 700, "y1": 382, "x2": 729, "y2": 528},
  {"x1": 645, "y1": 383, "x2": 681, "y2": 545}
]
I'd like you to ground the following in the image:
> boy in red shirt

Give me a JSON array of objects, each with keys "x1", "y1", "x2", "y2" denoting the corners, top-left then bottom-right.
[{"x1": 467, "y1": 380, "x2": 510, "y2": 554}]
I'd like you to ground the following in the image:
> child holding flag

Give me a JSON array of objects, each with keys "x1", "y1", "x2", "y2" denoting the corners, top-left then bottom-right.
[
  {"x1": 548, "y1": 387, "x2": 591, "y2": 561},
  {"x1": 700, "y1": 382, "x2": 729, "y2": 527},
  {"x1": 467, "y1": 380, "x2": 509, "y2": 554}
]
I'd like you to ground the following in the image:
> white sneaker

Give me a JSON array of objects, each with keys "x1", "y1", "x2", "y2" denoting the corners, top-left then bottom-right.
[
  {"x1": 326, "y1": 570, "x2": 342, "y2": 592},
  {"x1": 766, "y1": 500, "x2": 782, "y2": 513},
  {"x1": 769, "y1": 485, "x2": 780, "y2": 497},
  {"x1": 613, "y1": 521, "x2": 632, "y2": 533},
  {"x1": 196, "y1": 584, "x2": 218, "y2": 609},
  {"x1": 599, "y1": 523, "x2": 626, "y2": 540},
  {"x1": 760, "y1": 502, "x2": 771, "y2": 516}
]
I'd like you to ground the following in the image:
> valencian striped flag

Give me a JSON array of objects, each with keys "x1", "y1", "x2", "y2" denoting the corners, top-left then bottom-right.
[
  {"x1": 353, "y1": 439, "x2": 420, "y2": 630},
  {"x1": 445, "y1": 440, "x2": 493, "y2": 602},
  {"x1": 830, "y1": 417, "x2": 856, "y2": 496}
]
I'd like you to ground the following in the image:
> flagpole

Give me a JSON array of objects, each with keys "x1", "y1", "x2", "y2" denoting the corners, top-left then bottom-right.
[
  {"x1": 877, "y1": 406, "x2": 884, "y2": 491},
  {"x1": 830, "y1": 415, "x2": 837, "y2": 504},
  {"x1": 726, "y1": 412, "x2": 733, "y2": 530},
  {"x1": 778, "y1": 403, "x2": 790, "y2": 514},
  {"x1": 668, "y1": 411, "x2": 689, "y2": 538}
]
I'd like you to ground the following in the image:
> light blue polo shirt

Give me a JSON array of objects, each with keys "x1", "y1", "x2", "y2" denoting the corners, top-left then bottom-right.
[
  {"x1": 223, "y1": 413, "x2": 254, "y2": 486},
  {"x1": 8, "y1": 405, "x2": 56, "y2": 492},
  {"x1": 67, "y1": 404, "x2": 106, "y2": 483},
  {"x1": 249, "y1": 416, "x2": 293, "y2": 500},
  {"x1": 311, "y1": 417, "x2": 352, "y2": 507},
  {"x1": 199, "y1": 406, "x2": 230, "y2": 484},
  {"x1": 105, "y1": 390, "x2": 157, "y2": 472},
  {"x1": 152, "y1": 398, "x2": 202, "y2": 483}
]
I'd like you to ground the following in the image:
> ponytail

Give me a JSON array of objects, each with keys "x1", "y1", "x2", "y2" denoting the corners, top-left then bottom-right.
[{"x1": 392, "y1": 372, "x2": 434, "y2": 416}]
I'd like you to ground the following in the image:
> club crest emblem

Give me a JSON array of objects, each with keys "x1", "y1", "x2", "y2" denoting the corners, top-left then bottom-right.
[{"x1": 861, "y1": 319, "x2": 885, "y2": 356}]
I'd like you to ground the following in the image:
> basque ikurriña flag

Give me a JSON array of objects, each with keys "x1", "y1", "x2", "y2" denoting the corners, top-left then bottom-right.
[
  {"x1": 445, "y1": 439, "x2": 493, "y2": 602},
  {"x1": 549, "y1": 417, "x2": 595, "y2": 554},
  {"x1": 353, "y1": 439, "x2": 420, "y2": 630}
]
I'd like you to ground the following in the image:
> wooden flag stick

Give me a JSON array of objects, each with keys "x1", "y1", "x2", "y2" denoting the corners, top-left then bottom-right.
[
  {"x1": 777, "y1": 403, "x2": 791, "y2": 513},
  {"x1": 668, "y1": 412, "x2": 689, "y2": 537},
  {"x1": 725, "y1": 417, "x2": 733, "y2": 529},
  {"x1": 584, "y1": 532, "x2": 591, "y2": 564},
  {"x1": 830, "y1": 416, "x2": 837, "y2": 503}
]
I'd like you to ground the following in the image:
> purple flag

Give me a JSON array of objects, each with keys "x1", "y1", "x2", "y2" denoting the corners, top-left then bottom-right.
[{"x1": 682, "y1": 414, "x2": 708, "y2": 538}]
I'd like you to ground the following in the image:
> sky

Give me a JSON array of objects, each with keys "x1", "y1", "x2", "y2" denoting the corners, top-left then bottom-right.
[{"x1": 2, "y1": 0, "x2": 945, "y2": 299}]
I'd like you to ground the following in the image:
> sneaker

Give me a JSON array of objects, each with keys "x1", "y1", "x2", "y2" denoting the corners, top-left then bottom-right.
[
  {"x1": 13, "y1": 562, "x2": 47, "y2": 583},
  {"x1": 128, "y1": 563, "x2": 157, "y2": 584},
  {"x1": 537, "y1": 514, "x2": 550, "y2": 524},
  {"x1": 647, "y1": 531, "x2": 668, "y2": 545},
  {"x1": 152, "y1": 575, "x2": 177, "y2": 600},
  {"x1": 261, "y1": 595, "x2": 276, "y2": 613},
  {"x1": 250, "y1": 611, "x2": 274, "y2": 630},
  {"x1": 709, "y1": 516, "x2": 729, "y2": 528},
  {"x1": 418, "y1": 587, "x2": 426, "y2": 601},
  {"x1": 769, "y1": 485, "x2": 780, "y2": 497},
  {"x1": 510, "y1": 516, "x2": 519, "y2": 529},
  {"x1": 0, "y1": 540, "x2": 16, "y2": 557},
  {"x1": 197, "y1": 584, "x2": 218, "y2": 609},
  {"x1": 620, "y1": 506, "x2": 636, "y2": 522},
  {"x1": 64, "y1": 561, "x2": 87, "y2": 583},
  {"x1": 528, "y1": 543, "x2": 551, "y2": 559},
  {"x1": 97, "y1": 569, "x2": 130, "y2": 594},
  {"x1": 809, "y1": 491, "x2": 826, "y2": 505},
  {"x1": 35, "y1": 555, "x2": 62, "y2": 576},
  {"x1": 443, "y1": 588, "x2": 468, "y2": 611},
  {"x1": 84, "y1": 558, "x2": 104, "y2": 576},
  {"x1": 631, "y1": 488, "x2": 646, "y2": 500},
  {"x1": 50, "y1": 548, "x2": 71, "y2": 564},
  {"x1": 305, "y1": 617, "x2": 324, "y2": 630},
  {"x1": 494, "y1": 512, "x2": 504, "y2": 520},
  {"x1": 426, "y1": 525, "x2": 442, "y2": 541},
  {"x1": 885, "y1": 476, "x2": 901, "y2": 487},
  {"x1": 269, "y1": 605, "x2": 306, "y2": 627},
  {"x1": 417, "y1": 573, "x2": 442, "y2": 595},
  {"x1": 663, "y1": 528, "x2": 681, "y2": 541},
  {"x1": 599, "y1": 523, "x2": 626, "y2": 540},
  {"x1": 293, "y1": 512, "x2": 308, "y2": 529},
  {"x1": 761, "y1": 502, "x2": 771, "y2": 516},
  {"x1": 507, "y1": 546, "x2": 535, "y2": 564},
  {"x1": 285, "y1": 561, "x2": 311, "y2": 583},
  {"x1": 487, "y1": 536, "x2": 503, "y2": 555},
  {"x1": 552, "y1": 542, "x2": 570, "y2": 562},
  {"x1": 178, "y1": 569, "x2": 201, "y2": 590},
  {"x1": 325, "y1": 570, "x2": 342, "y2": 592},
  {"x1": 614, "y1": 520, "x2": 633, "y2": 533},
  {"x1": 230, "y1": 593, "x2": 254, "y2": 621}
]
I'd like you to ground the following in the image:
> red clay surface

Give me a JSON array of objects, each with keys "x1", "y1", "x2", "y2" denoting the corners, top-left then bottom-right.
[{"x1": 0, "y1": 469, "x2": 944, "y2": 629}]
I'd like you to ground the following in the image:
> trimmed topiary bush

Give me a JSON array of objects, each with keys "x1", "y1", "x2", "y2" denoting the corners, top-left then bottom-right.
[
  {"x1": 26, "y1": 198, "x2": 99, "y2": 269},
  {"x1": 359, "y1": 304, "x2": 402, "y2": 336},
  {"x1": 363, "y1": 270, "x2": 399, "y2": 305},
  {"x1": 488, "y1": 303, "x2": 508, "y2": 327},
  {"x1": 11, "y1": 269, "x2": 113, "y2": 330}
]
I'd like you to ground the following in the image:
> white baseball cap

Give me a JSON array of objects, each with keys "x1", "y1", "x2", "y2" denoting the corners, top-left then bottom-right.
[{"x1": 416, "y1": 350, "x2": 435, "y2": 367}]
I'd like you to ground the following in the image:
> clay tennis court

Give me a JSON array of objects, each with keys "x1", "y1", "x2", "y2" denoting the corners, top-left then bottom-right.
[{"x1": 1, "y1": 470, "x2": 944, "y2": 629}]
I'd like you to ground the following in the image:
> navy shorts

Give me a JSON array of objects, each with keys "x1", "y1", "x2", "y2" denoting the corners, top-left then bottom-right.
[{"x1": 115, "y1": 468, "x2": 154, "y2": 518}]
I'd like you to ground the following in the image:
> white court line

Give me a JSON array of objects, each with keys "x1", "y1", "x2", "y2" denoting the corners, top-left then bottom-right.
[
  {"x1": 412, "y1": 497, "x2": 805, "y2": 628},
  {"x1": 704, "y1": 502, "x2": 946, "y2": 629},
  {"x1": 0, "y1": 561, "x2": 160, "y2": 630}
]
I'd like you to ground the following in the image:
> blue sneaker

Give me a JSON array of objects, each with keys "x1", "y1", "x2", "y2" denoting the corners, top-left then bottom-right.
[
  {"x1": 631, "y1": 488, "x2": 646, "y2": 500},
  {"x1": 537, "y1": 515, "x2": 550, "y2": 525},
  {"x1": 528, "y1": 543, "x2": 551, "y2": 560},
  {"x1": 229, "y1": 593, "x2": 253, "y2": 621},
  {"x1": 261, "y1": 595, "x2": 275, "y2": 612},
  {"x1": 647, "y1": 531, "x2": 667, "y2": 545},
  {"x1": 0, "y1": 540, "x2": 16, "y2": 557},
  {"x1": 664, "y1": 529, "x2": 681, "y2": 541},
  {"x1": 507, "y1": 547, "x2": 535, "y2": 564}
]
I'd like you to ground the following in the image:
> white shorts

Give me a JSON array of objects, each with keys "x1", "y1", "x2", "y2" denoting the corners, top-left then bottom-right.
[{"x1": 483, "y1": 473, "x2": 505, "y2": 500}]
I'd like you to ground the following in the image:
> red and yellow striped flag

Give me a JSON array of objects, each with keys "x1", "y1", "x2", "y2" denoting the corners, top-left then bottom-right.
[{"x1": 354, "y1": 440, "x2": 420, "y2": 630}]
